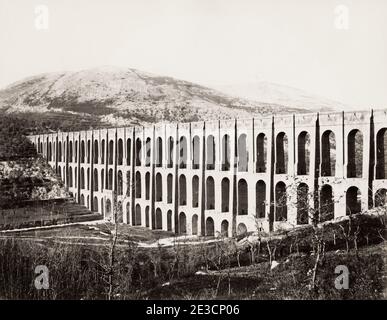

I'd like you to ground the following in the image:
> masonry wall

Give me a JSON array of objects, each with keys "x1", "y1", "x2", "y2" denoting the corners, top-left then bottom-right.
[{"x1": 29, "y1": 110, "x2": 387, "y2": 236}]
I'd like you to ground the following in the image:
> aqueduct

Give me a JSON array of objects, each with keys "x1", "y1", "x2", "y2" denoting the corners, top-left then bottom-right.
[{"x1": 29, "y1": 110, "x2": 387, "y2": 236}]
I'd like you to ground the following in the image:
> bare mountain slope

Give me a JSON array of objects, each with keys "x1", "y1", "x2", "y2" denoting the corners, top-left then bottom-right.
[{"x1": 0, "y1": 66, "x2": 331, "y2": 130}]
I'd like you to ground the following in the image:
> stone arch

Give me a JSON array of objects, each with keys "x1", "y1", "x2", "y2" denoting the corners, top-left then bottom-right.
[
  {"x1": 100, "y1": 169, "x2": 104, "y2": 191},
  {"x1": 58, "y1": 141, "x2": 62, "y2": 162},
  {"x1": 94, "y1": 140, "x2": 98, "y2": 164},
  {"x1": 179, "y1": 175, "x2": 187, "y2": 205},
  {"x1": 80, "y1": 194, "x2": 85, "y2": 205},
  {"x1": 347, "y1": 129, "x2": 363, "y2": 178},
  {"x1": 221, "y1": 220, "x2": 229, "y2": 237},
  {"x1": 75, "y1": 167, "x2": 78, "y2": 188},
  {"x1": 108, "y1": 169, "x2": 113, "y2": 190},
  {"x1": 87, "y1": 140, "x2": 91, "y2": 163},
  {"x1": 69, "y1": 141, "x2": 73, "y2": 163},
  {"x1": 167, "y1": 174, "x2": 173, "y2": 203},
  {"x1": 135, "y1": 204, "x2": 142, "y2": 226},
  {"x1": 256, "y1": 180, "x2": 266, "y2": 218},
  {"x1": 376, "y1": 128, "x2": 387, "y2": 179},
  {"x1": 192, "y1": 214, "x2": 198, "y2": 235},
  {"x1": 206, "y1": 135, "x2": 215, "y2": 170},
  {"x1": 155, "y1": 208, "x2": 162, "y2": 229},
  {"x1": 179, "y1": 136, "x2": 187, "y2": 169},
  {"x1": 167, "y1": 137, "x2": 174, "y2": 168},
  {"x1": 106, "y1": 199, "x2": 112, "y2": 220},
  {"x1": 256, "y1": 133, "x2": 267, "y2": 173},
  {"x1": 87, "y1": 168, "x2": 90, "y2": 190},
  {"x1": 135, "y1": 171, "x2": 141, "y2": 198},
  {"x1": 320, "y1": 184, "x2": 334, "y2": 222},
  {"x1": 346, "y1": 186, "x2": 361, "y2": 215},
  {"x1": 206, "y1": 176, "x2": 215, "y2": 209},
  {"x1": 49, "y1": 142, "x2": 52, "y2": 161},
  {"x1": 206, "y1": 217, "x2": 215, "y2": 236},
  {"x1": 192, "y1": 175, "x2": 199, "y2": 207},
  {"x1": 145, "y1": 172, "x2": 150, "y2": 200},
  {"x1": 375, "y1": 188, "x2": 387, "y2": 207},
  {"x1": 146, "y1": 206, "x2": 150, "y2": 227},
  {"x1": 297, "y1": 131, "x2": 310, "y2": 175},
  {"x1": 69, "y1": 167, "x2": 73, "y2": 187},
  {"x1": 221, "y1": 177, "x2": 230, "y2": 212},
  {"x1": 80, "y1": 168, "x2": 85, "y2": 189},
  {"x1": 118, "y1": 138, "x2": 123, "y2": 165},
  {"x1": 135, "y1": 138, "x2": 142, "y2": 166},
  {"x1": 276, "y1": 132, "x2": 288, "y2": 174},
  {"x1": 321, "y1": 130, "x2": 336, "y2": 177},
  {"x1": 117, "y1": 170, "x2": 123, "y2": 195},
  {"x1": 156, "y1": 137, "x2": 163, "y2": 167},
  {"x1": 126, "y1": 138, "x2": 131, "y2": 165},
  {"x1": 238, "y1": 179, "x2": 248, "y2": 215},
  {"x1": 238, "y1": 134, "x2": 248, "y2": 172},
  {"x1": 192, "y1": 136, "x2": 200, "y2": 169},
  {"x1": 275, "y1": 181, "x2": 287, "y2": 221},
  {"x1": 222, "y1": 134, "x2": 231, "y2": 171},
  {"x1": 167, "y1": 210, "x2": 172, "y2": 231},
  {"x1": 101, "y1": 139, "x2": 105, "y2": 164},
  {"x1": 145, "y1": 137, "x2": 151, "y2": 167},
  {"x1": 93, "y1": 168, "x2": 98, "y2": 191},
  {"x1": 156, "y1": 173, "x2": 162, "y2": 201},
  {"x1": 296, "y1": 183, "x2": 309, "y2": 225},
  {"x1": 108, "y1": 140, "x2": 114, "y2": 165},
  {"x1": 179, "y1": 212, "x2": 187, "y2": 234},
  {"x1": 237, "y1": 223, "x2": 247, "y2": 236},
  {"x1": 58, "y1": 165, "x2": 61, "y2": 179}
]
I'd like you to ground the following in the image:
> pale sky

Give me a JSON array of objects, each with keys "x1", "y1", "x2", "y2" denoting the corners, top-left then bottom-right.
[{"x1": 0, "y1": 0, "x2": 386, "y2": 108}]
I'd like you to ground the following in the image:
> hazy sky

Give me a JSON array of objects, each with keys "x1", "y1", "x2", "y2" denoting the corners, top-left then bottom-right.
[{"x1": 0, "y1": 0, "x2": 386, "y2": 108}]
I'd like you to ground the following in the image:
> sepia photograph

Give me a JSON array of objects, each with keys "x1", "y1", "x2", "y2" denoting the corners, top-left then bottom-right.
[{"x1": 0, "y1": 0, "x2": 386, "y2": 310}]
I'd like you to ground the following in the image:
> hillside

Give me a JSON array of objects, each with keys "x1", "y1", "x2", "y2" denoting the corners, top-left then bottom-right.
[{"x1": 0, "y1": 66, "x2": 321, "y2": 132}]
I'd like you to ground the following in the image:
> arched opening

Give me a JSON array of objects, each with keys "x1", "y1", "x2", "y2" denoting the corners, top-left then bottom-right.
[
  {"x1": 179, "y1": 136, "x2": 187, "y2": 169},
  {"x1": 87, "y1": 140, "x2": 91, "y2": 163},
  {"x1": 275, "y1": 182, "x2": 287, "y2": 221},
  {"x1": 80, "y1": 194, "x2": 85, "y2": 205},
  {"x1": 94, "y1": 140, "x2": 98, "y2": 164},
  {"x1": 221, "y1": 178, "x2": 230, "y2": 212},
  {"x1": 126, "y1": 202, "x2": 130, "y2": 225},
  {"x1": 237, "y1": 223, "x2": 247, "y2": 236},
  {"x1": 238, "y1": 134, "x2": 248, "y2": 172},
  {"x1": 167, "y1": 174, "x2": 173, "y2": 203},
  {"x1": 93, "y1": 168, "x2": 98, "y2": 191},
  {"x1": 117, "y1": 201, "x2": 123, "y2": 223},
  {"x1": 75, "y1": 167, "x2": 78, "y2": 188},
  {"x1": 108, "y1": 169, "x2": 113, "y2": 190},
  {"x1": 117, "y1": 170, "x2": 123, "y2": 195},
  {"x1": 297, "y1": 183, "x2": 309, "y2": 225},
  {"x1": 156, "y1": 173, "x2": 162, "y2": 201},
  {"x1": 81, "y1": 168, "x2": 85, "y2": 189},
  {"x1": 376, "y1": 128, "x2": 387, "y2": 179},
  {"x1": 297, "y1": 132, "x2": 310, "y2": 175},
  {"x1": 108, "y1": 140, "x2": 114, "y2": 165},
  {"x1": 49, "y1": 142, "x2": 53, "y2": 161},
  {"x1": 192, "y1": 136, "x2": 200, "y2": 169},
  {"x1": 156, "y1": 137, "x2": 163, "y2": 167},
  {"x1": 375, "y1": 188, "x2": 387, "y2": 207},
  {"x1": 69, "y1": 141, "x2": 73, "y2": 163},
  {"x1": 206, "y1": 176, "x2": 215, "y2": 209},
  {"x1": 256, "y1": 180, "x2": 266, "y2": 218},
  {"x1": 276, "y1": 132, "x2": 288, "y2": 174},
  {"x1": 206, "y1": 217, "x2": 215, "y2": 236},
  {"x1": 93, "y1": 197, "x2": 98, "y2": 212},
  {"x1": 146, "y1": 206, "x2": 150, "y2": 228},
  {"x1": 106, "y1": 199, "x2": 112, "y2": 220},
  {"x1": 221, "y1": 220, "x2": 229, "y2": 237},
  {"x1": 238, "y1": 179, "x2": 248, "y2": 215},
  {"x1": 135, "y1": 204, "x2": 142, "y2": 226},
  {"x1": 321, "y1": 130, "x2": 336, "y2": 177},
  {"x1": 126, "y1": 171, "x2": 130, "y2": 196},
  {"x1": 192, "y1": 175, "x2": 199, "y2": 207},
  {"x1": 167, "y1": 210, "x2": 172, "y2": 231},
  {"x1": 222, "y1": 134, "x2": 230, "y2": 171},
  {"x1": 320, "y1": 184, "x2": 334, "y2": 222},
  {"x1": 100, "y1": 169, "x2": 104, "y2": 191},
  {"x1": 192, "y1": 214, "x2": 198, "y2": 235},
  {"x1": 118, "y1": 138, "x2": 123, "y2": 165},
  {"x1": 100, "y1": 140, "x2": 105, "y2": 164},
  {"x1": 145, "y1": 138, "x2": 151, "y2": 167},
  {"x1": 206, "y1": 135, "x2": 215, "y2": 170},
  {"x1": 179, "y1": 175, "x2": 187, "y2": 205},
  {"x1": 135, "y1": 171, "x2": 141, "y2": 198},
  {"x1": 81, "y1": 141, "x2": 85, "y2": 163},
  {"x1": 87, "y1": 168, "x2": 90, "y2": 190},
  {"x1": 135, "y1": 138, "x2": 142, "y2": 166},
  {"x1": 126, "y1": 138, "x2": 131, "y2": 166},
  {"x1": 69, "y1": 167, "x2": 73, "y2": 187},
  {"x1": 155, "y1": 208, "x2": 162, "y2": 229},
  {"x1": 179, "y1": 212, "x2": 187, "y2": 234},
  {"x1": 167, "y1": 137, "x2": 174, "y2": 168},
  {"x1": 347, "y1": 129, "x2": 363, "y2": 178},
  {"x1": 101, "y1": 198, "x2": 104, "y2": 215},
  {"x1": 58, "y1": 141, "x2": 62, "y2": 162},
  {"x1": 346, "y1": 186, "x2": 361, "y2": 215},
  {"x1": 145, "y1": 172, "x2": 150, "y2": 200},
  {"x1": 256, "y1": 133, "x2": 267, "y2": 173}
]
